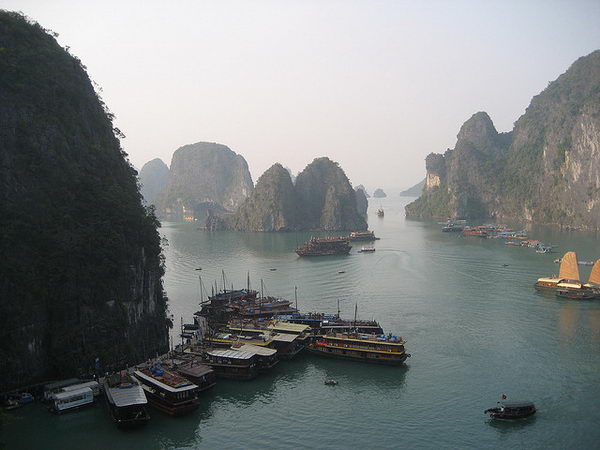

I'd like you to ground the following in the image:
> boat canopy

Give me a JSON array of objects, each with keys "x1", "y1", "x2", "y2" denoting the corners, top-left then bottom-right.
[
  {"x1": 106, "y1": 383, "x2": 147, "y2": 407},
  {"x1": 52, "y1": 387, "x2": 92, "y2": 401},
  {"x1": 272, "y1": 333, "x2": 298, "y2": 343},
  {"x1": 233, "y1": 344, "x2": 277, "y2": 356},
  {"x1": 267, "y1": 322, "x2": 309, "y2": 333},
  {"x1": 207, "y1": 349, "x2": 255, "y2": 360},
  {"x1": 44, "y1": 378, "x2": 81, "y2": 391},
  {"x1": 559, "y1": 251, "x2": 580, "y2": 281}
]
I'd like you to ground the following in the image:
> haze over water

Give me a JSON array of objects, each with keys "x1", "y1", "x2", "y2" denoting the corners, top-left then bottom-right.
[{"x1": 4, "y1": 197, "x2": 600, "y2": 449}]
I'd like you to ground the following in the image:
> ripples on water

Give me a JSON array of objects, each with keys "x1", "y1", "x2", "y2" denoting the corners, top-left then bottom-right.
[{"x1": 4, "y1": 198, "x2": 600, "y2": 449}]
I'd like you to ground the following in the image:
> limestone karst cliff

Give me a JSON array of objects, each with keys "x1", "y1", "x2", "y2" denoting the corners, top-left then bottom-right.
[
  {"x1": 295, "y1": 157, "x2": 367, "y2": 231},
  {"x1": 406, "y1": 50, "x2": 600, "y2": 231},
  {"x1": 0, "y1": 12, "x2": 169, "y2": 390},
  {"x1": 356, "y1": 184, "x2": 370, "y2": 198},
  {"x1": 159, "y1": 142, "x2": 253, "y2": 220},
  {"x1": 139, "y1": 158, "x2": 169, "y2": 206},
  {"x1": 220, "y1": 157, "x2": 366, "y2": 231},
  {"x1": 228, "y1": 163, "x2": 298, "y2": 231},
  {"x1": 355, "y1": 186, "x2": 369, "y2": 218}
]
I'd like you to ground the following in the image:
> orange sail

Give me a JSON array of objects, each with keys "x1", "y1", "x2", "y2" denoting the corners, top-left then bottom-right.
[
  {"x1": 559, "y1": 251, "x2": 580, "y2": 281},
  {"x1": 588, "y1": 259, "x2": 600, "y2": 285}
]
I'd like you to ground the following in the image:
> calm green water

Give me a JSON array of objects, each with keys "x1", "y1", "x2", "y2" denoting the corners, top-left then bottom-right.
[{"x1": 3, "y1": 197, "x2": 600, "y2": 449}]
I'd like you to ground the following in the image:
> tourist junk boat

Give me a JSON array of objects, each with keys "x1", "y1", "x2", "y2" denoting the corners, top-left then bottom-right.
[
  {"x1": 296, "y1": 237, "x2": 352, "y2": 256},
  {"x1": 441, "y1": 223, "x2": 464, "y2": 232},
  {"x1": 203, "y1": 349, "x2": 259, "y2": 380},
  {"x1": 484, "y1": 401, "x2": 537, "y2": 420},
  {"x1": 377, "y1": 208, "x2": 384, "y2": 217},
  {"x1": 347, "y1": 231, "x2": 380, "y2": 241},
  {"x1": 307, "y1": 331, "x2": 409, "y2": 365},
  {"x1": 227, "y1": 321, "x2": 307, "y2": 359},
  {"x1": 535, "y1": 251, "x2": 589, "y2": 295},
  {"x1": 133, "y1": 365, "x2": 200, "y2": 416},
  {"x1": 103, "y1": 372, "x2": 150, "y2": 428},
  {"x1": 278, "y1": 312, "x2": 384, "y2": 335}
]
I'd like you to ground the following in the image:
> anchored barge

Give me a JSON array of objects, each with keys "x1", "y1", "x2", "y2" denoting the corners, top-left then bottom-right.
[
  {"x1": 296, "y1": 237, "x2": 352, "y2": 256},
  {"x1": 103, "y1": 373, "x2": 150, "y2": 428},
  {"x1": 307, "y1": 332, "x2": 409, "y2": 365},
  {"x1": 173, "y1": 361, "x2": 217, "y2": 392},
  {"x1": 133, "y1": 366, "x2": 200, "y2": 416}
]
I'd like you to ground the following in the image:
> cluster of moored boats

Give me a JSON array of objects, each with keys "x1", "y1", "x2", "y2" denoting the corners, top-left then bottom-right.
[
  {"x1": 295, "y1": 230, "x2": 379, "y2": 256},
  {"x1": 535, "y1": 251, "x2": 600, "y2": 300},
  {"x1": 440, "y1": 221, "x2": 555, "y2": 253},
  {"x1": 3, "y1": 281, "x2": 410, "y2": 425}
]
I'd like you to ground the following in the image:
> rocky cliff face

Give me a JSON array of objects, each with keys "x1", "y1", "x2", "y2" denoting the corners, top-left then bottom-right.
[
  {"x1": 220, "y1": 157, "x2": 366, "y2": 231},
  {"x1": 228, "y1": 163, "x2": 297, "y2": 231},
  {"x1": 160, "y1": 142, "x2": 253, "y2": 220},
  {"x1": 0, "y1": 12, "x2": 169, "y2": 390},
  {"x1": 295, "y1": 157, "x2": 367, "y2": 231},
  {"x1": 407, "y1": 51, "x2": 600, "y2": 230},
  {"x1": 139, "y1": 158, "x2": 169, "y2": 206},
  {"x1": 356, "y1": 184, "x2": 370, "y2": 198},
  {"x1": 355, "y1": 187, "x2": 369, "y2": 218}
]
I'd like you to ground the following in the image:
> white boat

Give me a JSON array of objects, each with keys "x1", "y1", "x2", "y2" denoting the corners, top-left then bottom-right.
[
  {"x1": 50, "y1": 387, "x2": 94, "y2": 413},
  {"x1": 61, "y1": 380, "x2": 101, "y2": 397},
  {"x1": 358, "y1": 247, "x2": 376, "y2": 253}
]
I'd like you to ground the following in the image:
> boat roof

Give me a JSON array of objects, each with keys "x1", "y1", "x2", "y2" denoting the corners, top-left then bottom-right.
[
  {"x1": 323, "y1": 334, "x2": 405, "y2": 345},
  {"x1": 272, "y1": 333, "x2": 298, "y2": 343},
  {"x1": 557, "y1": 281, "x2": 583, "y2": 289},
  {"x1": 106, "y1": 383, "x2": 147, "y2": 407},
  {"x1": 134, "y1": 370, "x2": 198, "y2": 393},
  {"x1": 62, "y1": 381, "x2": 99, "y2": 392},
  {"x1": 267, "y1": 322, "x2": 309, "y2": 333},
  {"x1": 536, "y1": 277, "x2": 562, "y2": 283},
  {"x1": 233, "y1": 344, "x2": 277, "y2": 356},
  {"x1": 177, "y1": 363, "x2": 214, "y2": 378},
  {"x1": 207, "y1": 349, "x2": 255, "y2": 360},
  {"x1": 53, "y1": 387, "x2": 92, "y2": 400},
  {"x1": 500, "y1": 401, "x2": 535, "y2": 408}
]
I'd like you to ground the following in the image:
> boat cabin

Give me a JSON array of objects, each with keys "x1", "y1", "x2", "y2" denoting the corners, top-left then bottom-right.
[
  {"x1": 43, "y1": 378, "x2": 81, "y2": 401},
  {"x1": 62, "y1": 381, "x2": 101, "y2": 397},
  {"x1": 50, "y1": 387, "x2": 94, "y2": 413},
  {"x1": 204, "y1": 349, "x2": 259, "y2": 380},
  {"x1": 485, "y1": 401, "x2": 536, "y2": 419}
]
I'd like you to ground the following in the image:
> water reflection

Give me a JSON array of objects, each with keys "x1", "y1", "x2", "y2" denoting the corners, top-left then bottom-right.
[{"x1": 487, "y1": 414, "x2": 537, "y2": 435}]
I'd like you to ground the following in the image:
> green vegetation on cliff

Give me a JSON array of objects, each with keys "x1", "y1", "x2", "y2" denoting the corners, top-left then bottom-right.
[
  {"x1": 0, "y1": 12, "x2": 169, "y2": 390},
  {"x1": 407, "y1": 51, "x2": 600, "y2": 230},
  {"x1": 159, "y1": 142, "x2": 253, "y2": 220},
  {"x1": 223, "y1": 157, "x2": 366, "y2": 231},
  {"x1": 229, "y1": 163, "x2": 297, "y2": 231}
]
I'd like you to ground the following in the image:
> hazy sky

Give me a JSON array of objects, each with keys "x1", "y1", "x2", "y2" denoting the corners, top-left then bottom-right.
[{"x1": 3, "y1": 1, "x2": 600, "y2": 190}]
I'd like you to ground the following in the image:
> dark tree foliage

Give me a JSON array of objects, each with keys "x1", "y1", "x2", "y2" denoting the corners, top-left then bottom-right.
[{"x1": 0, "y1": 11, "x2": 169, "y2": 390}]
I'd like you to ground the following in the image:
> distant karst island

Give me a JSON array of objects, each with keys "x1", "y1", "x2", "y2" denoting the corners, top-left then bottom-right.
[
  {"x1": 373, "y1": 188, "x2": 387, "y2": 198},
  {"x1": 139, "y1": 147, "x2": 368, "y2": 232},
  {"x1": 406, "y1": 50, "x2": 600, "y2": 232}
]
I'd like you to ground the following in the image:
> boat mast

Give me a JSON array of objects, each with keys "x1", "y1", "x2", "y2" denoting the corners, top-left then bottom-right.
[
  {"x1": 247, "y1": 271, "x2": 250, "y2": 292},
  {"x1": 353, "y1": 303, "x2": 357, "y2": 329},
  {"x1": 199, "y1": 275, "x2": 203, "y2": 304},
  {"x1": 294, "y1": 286, "x2": 298, "y2": 311},
  {"x1": 337, "y1": 300, "x2": 340, "y2": 318},
  {"x1": 260, "y1": 279, "x2": 264, "y2": 298},
  {"x1": 222, "y1": 270, "x2": 226, "y2": 292}
]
